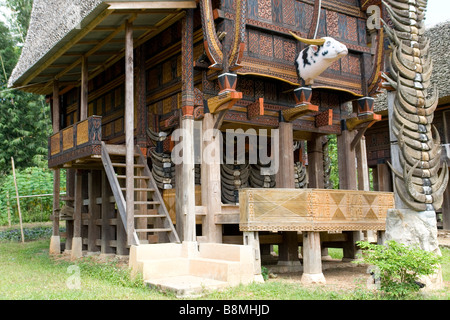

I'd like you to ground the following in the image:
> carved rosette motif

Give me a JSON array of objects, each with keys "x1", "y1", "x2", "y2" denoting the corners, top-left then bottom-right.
[{"x1": 381, "y1": 0, "x2": 448, "y2": 212}]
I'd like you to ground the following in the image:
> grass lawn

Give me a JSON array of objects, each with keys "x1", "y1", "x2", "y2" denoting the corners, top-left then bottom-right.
[{"x1": 0, "y1": 226, "x2": 449, "y2": 300}]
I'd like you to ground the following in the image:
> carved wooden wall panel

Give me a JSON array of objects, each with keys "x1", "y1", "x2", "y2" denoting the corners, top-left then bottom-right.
[{"x1": 239, "y1": 188, "x2": 394, "y2": 232}]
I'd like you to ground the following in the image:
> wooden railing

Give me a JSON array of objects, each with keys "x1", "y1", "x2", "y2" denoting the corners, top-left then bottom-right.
[{"x1": 48, "y1": 116, "x2": 102, "y2": 168}]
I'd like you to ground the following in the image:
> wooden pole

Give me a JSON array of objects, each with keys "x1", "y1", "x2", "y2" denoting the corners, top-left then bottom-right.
[
  {"x1": 276, "y1": 122, "x2": 300, "y2": 268},
  {"x1": 80, "y1": 55, "x2": 88, "y2": 121},
  {"x1": 50, "y1": 79, "x2": 61, "y2": 253},
  {"x1": 201, "y1": 112, "x2": 222, "y2": 243},
  {"x1": 71, "y1": 169, "x2": 83, "y2": 260},
  {"x1": 125, "y1": 19, "x2": 135, "y2": 246},
  {"x1": 307, "y1": 134, "x2": 325, "y2": 189},
  {"x1": 87, "y1": 170, "x2": 101, "y2": 253},
  {"x1": 11, "y1": 157, "x2": 24, "y2": 243},
  {"x1": 6, "y1": 191, "x2": 11, "y2": 227},
  {"x1": 337, "y1": 123, "x2": 362, "y2": 259},
  {"x1": 179, "y1": 9, "x2": 196, "y2": 243}
]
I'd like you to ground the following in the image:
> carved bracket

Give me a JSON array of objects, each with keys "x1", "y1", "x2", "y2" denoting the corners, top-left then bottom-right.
[
  {"x1": 282, "y1": 103, "x2": 319, "y2": 122},
  {"x1": 205, "y1": 91, "x2": 242, "y2": 115}
]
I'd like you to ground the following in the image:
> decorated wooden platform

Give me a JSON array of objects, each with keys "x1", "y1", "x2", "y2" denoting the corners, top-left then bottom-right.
[
  {"x1": 48, "y1": 115, "x2": 102, "y2": 168},
  {"x1": 239, "y1": 188, "x2": 394, "y2": 232}
]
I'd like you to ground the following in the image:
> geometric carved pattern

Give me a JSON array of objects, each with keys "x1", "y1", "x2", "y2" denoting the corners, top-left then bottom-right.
[
  {"x1": 239, "y1": 188, "x2": 394, "y2": 232},
  {"x1": 48, "y1": 116, "x2": 102, "y2": 168}
]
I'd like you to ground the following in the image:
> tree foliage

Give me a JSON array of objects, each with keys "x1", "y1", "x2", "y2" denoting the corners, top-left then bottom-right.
[{"x1": 0, "y1": 0, "x2": 51, "y2": 175}]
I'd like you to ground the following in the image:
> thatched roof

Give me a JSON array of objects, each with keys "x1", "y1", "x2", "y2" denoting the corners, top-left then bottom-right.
[
  {"x1": 374, "y1": 20, "x2": 450, "y2": 112},
  {"x1": 8, "y1": 0, "x2": 105, "y2": 88}
]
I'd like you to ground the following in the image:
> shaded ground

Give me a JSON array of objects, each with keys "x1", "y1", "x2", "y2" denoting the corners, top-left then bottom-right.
[{"x1": 265, "y1": 231, "x2": 450, "y2": 294}]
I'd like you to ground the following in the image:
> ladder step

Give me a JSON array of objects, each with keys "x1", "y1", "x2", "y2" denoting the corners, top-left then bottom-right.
[
  {"x1": 134, "y1": 209, "x2": 158, "y2": 215},
  {"x1": 111, "y1": 163, "x2": 145, "y2": 168},
  {"x1": 121, "y1": 188, "x2": 155, "y2": 192},
  {"x1": 104, "y1": 144, "x2": 140, "y2": 156},
  {"x1": 135, "y1": 228, "x2": 172, "y2": 233},
  {"x1": 116, "y1": 175, "x2": 150, "y2": 179},
  {"x1": 134, "y1": 214, "x2": 166, "y2": 218},
  {"x1": 134, "y1": 201, "x2": 160, "y2": 205}
]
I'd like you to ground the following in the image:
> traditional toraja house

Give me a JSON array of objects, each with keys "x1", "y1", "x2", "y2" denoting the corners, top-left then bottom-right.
[
  {"x1": 366, "y1": 19, "x2": 450, "y2": 233},
  {"x1": 8, "y1": 0, "x2": 417, "y2": 292}
]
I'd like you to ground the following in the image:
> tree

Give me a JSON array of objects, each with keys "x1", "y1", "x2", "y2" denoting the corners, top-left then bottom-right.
[
  {"x1": 3, "y1": 0, "x2": 33, "y2": 41},
  {"x1": 0, "y1": 1, "x2": 51, "y2": 175}
]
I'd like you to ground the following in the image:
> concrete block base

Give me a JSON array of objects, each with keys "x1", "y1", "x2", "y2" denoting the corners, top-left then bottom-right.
[
  {"x1": 130, "y1": 241, "x2": 261, "y2": 296},
  {"x1": 71, "y1": 237, "x2": 83, "y2": 260},
  {"x1": 49, "y1": 235, "x2": 61, "y2": 255},
  {"x1": 301, "y1": 272, "x2": 326, "y2": 285}
]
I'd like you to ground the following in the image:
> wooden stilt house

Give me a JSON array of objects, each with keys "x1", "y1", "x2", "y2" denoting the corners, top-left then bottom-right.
[{"x1": 9, "y1": 0, "x2": 396, "y2": 285}]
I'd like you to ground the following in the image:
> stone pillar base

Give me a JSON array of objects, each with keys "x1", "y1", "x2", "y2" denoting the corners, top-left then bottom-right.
[
  {"x1": 71, "y1": 237, "x2": 83, "y2": 260},
  {"x1": 385, "y1": 209, "x2": 443, "y2": 290},
  {"x1": 49, "y1": 235, "x2": 61, "y2": 255},
  {"x1": 385, "y1": 209, "x2": 440, "y2": 254},
  {"x1": 301, "y1": 273, "x2": 326, "y2": 285}
]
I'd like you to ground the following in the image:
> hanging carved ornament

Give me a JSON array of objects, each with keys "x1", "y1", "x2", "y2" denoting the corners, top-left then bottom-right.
[
  {"x1": 381, "y1": 0, "x2": 448, "y2": 212},
  {"x1": 199, "y1": 0, "x2": 246, "y2": 72}
]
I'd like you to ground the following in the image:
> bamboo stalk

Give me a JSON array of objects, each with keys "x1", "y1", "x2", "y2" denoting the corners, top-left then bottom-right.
[
  {"x1": 11, "y1": 157, "x2": 24, "y2": 243},
  {"x1": 6, "y1": 191, "x2": 11, "y2": 227}
]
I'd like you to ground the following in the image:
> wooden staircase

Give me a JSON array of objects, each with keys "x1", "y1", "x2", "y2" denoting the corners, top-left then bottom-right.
[{"x1": 101, "y1": 142, "x2": 180, "y2": 246}]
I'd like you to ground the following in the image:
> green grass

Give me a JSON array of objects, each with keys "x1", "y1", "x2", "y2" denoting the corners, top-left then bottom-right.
[
  {"x1": 0, "y1": 226, "x2": 449, "y2": 300},
  {"x1": 0, "y1": 239, "x2": 169, "y2": 300}
]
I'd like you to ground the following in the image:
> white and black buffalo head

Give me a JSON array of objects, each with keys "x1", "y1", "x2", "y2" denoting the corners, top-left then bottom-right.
[{"x1": 289, "y1": 32, "x2": 348, "y2": 85}]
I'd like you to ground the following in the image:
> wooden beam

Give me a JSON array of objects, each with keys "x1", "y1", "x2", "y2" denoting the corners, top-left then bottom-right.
[
  {"x1": 51, "y1": 16, "x2": 137, "y2": 84},
  {"x1": 125, "y1": 19, "x2": 135, "y2": 246},
  {"x1": 105, "y1": 1, "x2": 197, "y2": 9},
  {"x1": 87, "y1": 12, "x2": 186, "y2": 83},
  {"x1": 20, "y1": 8, "x2": 114, "y2": 86}
]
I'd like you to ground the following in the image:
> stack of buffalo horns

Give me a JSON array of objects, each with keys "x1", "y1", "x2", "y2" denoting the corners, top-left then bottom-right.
[{"x1": 381, "y1": 0, "x2": 448, "y2": 211}]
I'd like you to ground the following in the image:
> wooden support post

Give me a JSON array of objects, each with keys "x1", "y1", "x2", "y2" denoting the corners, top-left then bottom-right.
[
  {"x1": 80, "y1": 55, "x2": 88, "y2": 121},
  {"x1": 337, "y1": 123, "x2": 357, "y2": 190},
  {"x1": 88, "y1": 170, "x2": 101, "y2": 253},
  {"x1": 71, "y1": 170, "x2": 83, "y2": 260},
  {"x1": 443, "y1": 173, "x2": 450, "y2": 230},
  {"x1": 307, "y1": 133, "x2": 325, "y2": 189},
  {"x1": 125, "y1": 19, "x2": 135, "y2": 246},
  {"x1": 201, "y1": 112, "x2": 222, "y2": 243},
  {"x1": 50, "y1": 79, "x2": 61, "y2": 254},
  {"x1": 276, "y1": 122, "x2": 300, "y2": 269},
  {"x1": 356, "y1": 136, "x2": 370, "y2": 191},
  {"x1": 338, "y1": 122, "x2": 362, "y2": 259},
  {"x1": 375, "y1": 163, "x2": 392, "y2": 192},
  {"x1": 244, "y1": 231, "x2": 263, "y2": 281},
  {"x1": 179, "y1": 9, "x2": 196, "y2": 243},
  {"x1": 65, "y1": 169, "x2": 75, "y2": 252},
  {"x1": 136, "y1": 45, "x2": 147, "y2": 149},
  {"x1": 301, "y1": 231, "x2": 326, "y2": 284},
  {"x1": 101, "y1": 171, "x2": 115, "y2": 255}
]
